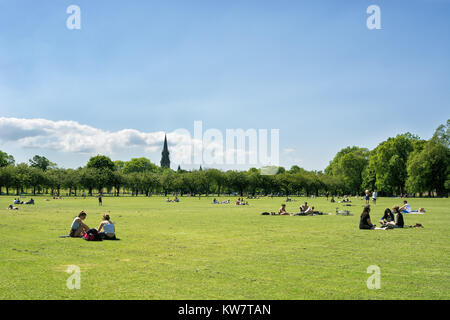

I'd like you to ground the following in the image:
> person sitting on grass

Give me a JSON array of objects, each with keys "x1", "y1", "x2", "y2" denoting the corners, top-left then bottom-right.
[
  {"x1": 379, "y1": 208, "x2": 395, "y2": 226},
  {"x1": 359, "y1": 205, "x2": 375, "y2": 230},
  {"x1": 97, "y1": 214, "x2": 116, "y2": 240},
  {"x1": 300, "y1": 202, "x2": 315, "y2": 214},
  {"x1": 278, "y1": 204, "x2": 290, "y2": 215},
  {"x1": 399, "y1": 200, "x2": 425, "y2": 214},
  {"x1": 390, "y1": 205, "x2": 405, "y2": 228},
  {"x1": 70, "y1": 211, "x2": 90, "y2": 238}
]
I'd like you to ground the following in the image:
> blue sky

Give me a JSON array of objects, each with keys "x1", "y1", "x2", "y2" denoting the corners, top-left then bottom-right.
[{"x1": 0, "y1": 0, "x2": 449, "y2": 170}]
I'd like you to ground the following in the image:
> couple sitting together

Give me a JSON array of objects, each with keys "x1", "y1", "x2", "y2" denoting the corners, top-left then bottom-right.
[
  {"x1": 166, "y1": 197, "x2": 180, "y2": 202},
  {"x1": 70, "y1": 211, "x2": 116, "y2": 240},
  {"x1": 276, "y1": 202, "x2": 320, "y2": 216}
]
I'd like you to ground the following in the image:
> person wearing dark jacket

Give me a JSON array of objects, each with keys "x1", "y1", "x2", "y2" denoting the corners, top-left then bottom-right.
[{"x1": 359, "y1": 205, "x2": 375, "y2": 230}]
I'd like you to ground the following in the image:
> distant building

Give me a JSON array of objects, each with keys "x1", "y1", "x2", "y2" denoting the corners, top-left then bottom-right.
[{"x1": 160, "y1": 134, "x2": 170, "y2": 168}]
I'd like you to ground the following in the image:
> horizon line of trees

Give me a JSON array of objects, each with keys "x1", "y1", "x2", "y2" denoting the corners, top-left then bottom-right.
[{"x1": 0, "y1": 121, "x2": 448, "y2": 198}]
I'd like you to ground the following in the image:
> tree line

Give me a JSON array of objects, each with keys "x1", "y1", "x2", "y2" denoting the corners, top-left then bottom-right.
[{"x1": 0, "y1": 121, "x2": 448, "y2": 197}]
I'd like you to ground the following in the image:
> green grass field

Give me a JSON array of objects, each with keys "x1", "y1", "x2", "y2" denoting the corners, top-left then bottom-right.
[{"x1": 0, "y1": 195, "x2": 448, "y2": 300}]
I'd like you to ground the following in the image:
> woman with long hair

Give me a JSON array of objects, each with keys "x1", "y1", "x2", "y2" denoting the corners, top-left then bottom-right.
[
  {"x1": 70, "y1": 211, "x2": 90, "y2": 237},
  {"x1": 359, "y1": 205, "x2": 375, "y2": 229},
  {"x1": 380, "y1": 208, "x2": 395, "y2": 226}
]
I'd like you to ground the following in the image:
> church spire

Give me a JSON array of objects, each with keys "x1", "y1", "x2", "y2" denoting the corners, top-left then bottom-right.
[{"x1": 160, "y1": 134, "x2": 170, "y2": 168}]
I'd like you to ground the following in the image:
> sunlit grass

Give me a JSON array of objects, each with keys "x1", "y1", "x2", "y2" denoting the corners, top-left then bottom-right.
[{"x1": 0, "y1": 195, "x2": 448, "y2": 299}]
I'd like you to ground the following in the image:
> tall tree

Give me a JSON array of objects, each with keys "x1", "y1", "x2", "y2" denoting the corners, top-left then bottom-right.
[
  {"x1": 0, "y1": 150, "x2": 15, "y2": 167},
  {"x1": 29, "y1": 155, "x2": 56, "y2": 171},
  {"x1": 326, "y1": 146, "x2": 369, "y2": 194},
  {"x1": 86, "y1": 155, "x2": 115, "y2": 171},
  {"x1": 406, "y1": 122, "x2": 450, "y2": 197},
  {"x1": 123, "y1": 157, "x2": 157, "y2": 174},
  {"x1": 366, "y1": 134, "x2": 418, "y2": 195}
]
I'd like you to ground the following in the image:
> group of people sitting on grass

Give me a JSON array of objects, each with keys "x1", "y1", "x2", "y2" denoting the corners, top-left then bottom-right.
[
  {"x1": 8, "y1": 198, "x2": 34, "y2": 209},
  {"x1": 338, "y1": 196, "x2": 351, "y2": 203},
  {"x1": 270, "y1": 202, "x2": 322, "y2": 216},
  {"x1": 69, "y1": 211, "x2": 116, "y2": 240},
  {"x1": 359, "y1": 200, "x2": 425, "y2": 230},
  {"x1": 212, "y1": 198, "x2": 230, "y2": 204},
  {"x1": 165, "y1": 196, "x2": 180, "y2": 202},
  {"x1": 236, "y1": 198, "x2": 249, "y2": 205}
]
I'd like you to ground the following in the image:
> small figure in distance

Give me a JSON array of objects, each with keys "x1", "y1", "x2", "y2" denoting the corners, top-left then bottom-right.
[
  {"x1": 372, "y1": 190, "x2": 378, "y2": 205},
  {"x1": 365, "y1": 190, "x2": 370, "y2": 205}
]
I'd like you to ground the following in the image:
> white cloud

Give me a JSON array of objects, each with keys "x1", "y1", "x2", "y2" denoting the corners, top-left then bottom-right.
[
  {"x1": 0, "y1": 117, "x2": 278, "y2": 167},
  {"x1": 0, "y1": 117, "x2": 189, "y2": 156}
]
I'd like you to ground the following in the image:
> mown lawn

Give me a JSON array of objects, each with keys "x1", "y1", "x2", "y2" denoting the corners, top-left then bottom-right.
[{"x1": 0, "y1": 195, "x2": 448, "y2": 299}]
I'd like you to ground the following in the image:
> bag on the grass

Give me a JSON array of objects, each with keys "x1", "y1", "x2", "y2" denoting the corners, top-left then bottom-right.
[
  {"x1": 84, "y1": 228, "x2": 102, "y2": 241},
  {"x1": 261, "y1": 212, "x2": 270, "y2": 215}
]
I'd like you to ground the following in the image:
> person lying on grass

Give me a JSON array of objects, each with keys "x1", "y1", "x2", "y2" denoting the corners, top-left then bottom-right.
[
  {"x1": 97, "y1": 214, "x2": 116, "y2": 240},
  {"x1": 399, "y1": 200, "x2": 425, "y2": 214},
  {"x1": 8, "y1": 204, "x2": 19, "y2": 210},
  {"x1": 278, "y1": 204, "x2": 290, "y2": 215},
  {"x1": 70, "y1": 211, "x2": 90, "y2": 237}
]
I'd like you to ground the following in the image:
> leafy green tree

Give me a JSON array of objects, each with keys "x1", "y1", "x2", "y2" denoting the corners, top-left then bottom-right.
[
  {"x1": 29, "y1": 155, "x2": 56, "y2": 171},
  {"x1": 432, "y1": 119, "x2": 449, "y2": 148},
  {"x1": 275, "y1": 173, "x2": 295, "y2": 196},
  {"x1": 80, "y1": 168, "x2": 98, "y2": 196},
  {"x1": 326, "y1": 146, "x2": 369, "y2": 194},
  {"x1": 406, "y1": 137, "x2": 450, "y2": 197},
  {"x1": 111, "y1": 170, "x2": 126, "y2": 196},
  {"x1": 12, "y1": 163, "x2": 32, "y2": 195},
  {"x1": 0, "y1": 166, "x2": 15, "y2": 195},
  {"x1": 63, "y1": 169, "x2": 81, "y2": 196},
  {"x1": 86, "y1": 155, "x2": 115, "y2": 171},
  {"x1": 0, "y1": 150, "x2": 15, "y2": 167},
  {"x1": 114, "y1": 160, "x2": 126, "y2": 171},
  {"x1": 45, "y1": 168, "x2": 66, "y2": 196},
  {"x1": 159, "y1": 170, "x2": 176, "y2": 196},
  {"x1": 207, "y1": 168, "x2": 226, "y2": 196},
  {"x1": 226, "y1": 170, "x2": 248, "y2": 196},
  {"x1": 180, "y1": 172, "x2": 198, "y2": 196},
  {"x1": 367, "y1": 134, "x2": 418, "y2": 195},
  {"x1": 29, "y1": 167, "x2": 46, "y2": 195},
  {"x1": 140, "y1": 172, "x2": 159, "y2": 196},
  {"x1": 259, "y1": 174, "x2": 276, "y2": 195},
  {"x1": 123, "y1": 157, "x2": 157, "y2": 174},
  {"x1": 247, "y1": 168, "x2": 262, "y2": 196}
]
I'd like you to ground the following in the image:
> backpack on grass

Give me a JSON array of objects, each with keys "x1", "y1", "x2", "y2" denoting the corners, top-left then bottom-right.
[{"x1": 84, "y1": 228, "x2": 102, "y2": 241}]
